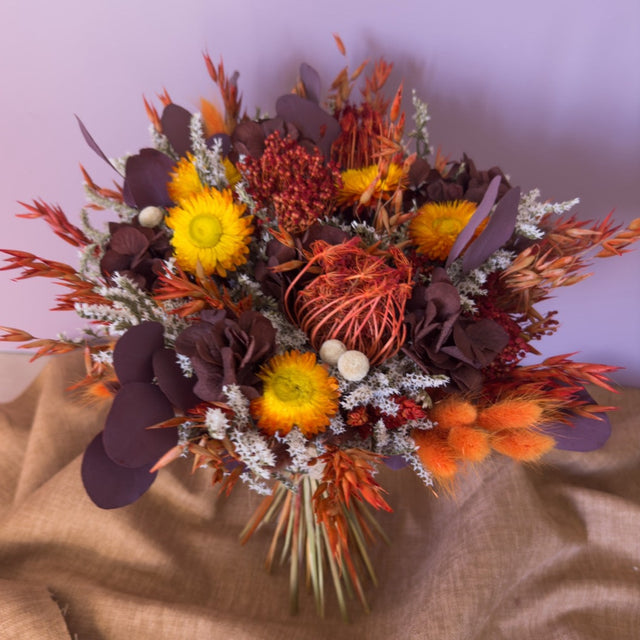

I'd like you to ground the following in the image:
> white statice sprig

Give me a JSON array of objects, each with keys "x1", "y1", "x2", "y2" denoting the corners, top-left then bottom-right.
[
  {"x1": 516, "y1": 189, "x2": 579, "y2": 240},
  {"x1": 204, "y1": 407, "x2": 231, "y2": 440},
  {"x1": 229, "y1": 428, "x2": 276, "y2": 495},
  {"x1": 222, "y1": 384, "x2": 252, "y2": 429},
  {"x1": 75, "y1": 274, "x2": 187, "y2": 340},
  {"x1": 189, "y1": 113, "x2": 229, "y2": 190},
  {"x1": 408, "y1": 89, "x2": 431, "y2": 158},
  {"x1": 283, "y1": 428, "x2": 318, "y2": 474},
  {"x1": 149, "y1": 124, "x2": 175, "y2": 159}
]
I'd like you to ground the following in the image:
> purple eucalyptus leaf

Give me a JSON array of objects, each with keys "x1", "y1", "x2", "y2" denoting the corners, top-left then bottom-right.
[
  {"x1": 445, "y1": 174, "x2": 501, "y2": 267},
  {"x1": 122, "y1": 178, "x2": 136, "y2": 208},
  {"x1": 161, "y1": 104, "x2": 193, "y2": 157},
  {"x1": 75, "y1": 115, "x2": 119, "y2": 173},
  {"x1": 300, "y1": 63, "x2": 322, "y2": 104},
  {"x1": 113, "y1": 322, "x2": 165, "y2": 384},
  {"x1": 103, "y1": 382, "x2": 177, "y2": 468},
  {"x1": 383, "y1": 455, "x2": 408, "y2": 470},
  {"x1": 123, "y1": 149, "x2": 175, "y2": 209},
  {"x1": 542, "y1": 390, "x2": 612, "y2": 451},
  {"x1": 153, "y1": 347, "x2": 200, "y2": 411},
  {"x1": 81, "y1": 431, "x2": 157, "y2": 509},
  {"x1": 461, "y1": 186, "x2": 521, "y2": 273},
  {"x1": 275, "y1": 94, "x2": 340, "y2": 159}
]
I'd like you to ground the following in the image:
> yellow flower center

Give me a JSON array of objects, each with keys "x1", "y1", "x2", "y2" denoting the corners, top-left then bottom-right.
[
  {"x1": 433, "y1": 217, "x2": 463, "y2": 236},
  {"x1": 272, "y1": 372, "x2": 313, "y2": 403},
  {"x1": 189, "y1": 214, "x2": 223, "y2": 248}
]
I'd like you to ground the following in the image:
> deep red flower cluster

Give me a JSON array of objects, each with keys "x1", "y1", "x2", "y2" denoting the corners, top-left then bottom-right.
[{"x1": 240, "y1": 131, "x2": 341, "y2": 234}]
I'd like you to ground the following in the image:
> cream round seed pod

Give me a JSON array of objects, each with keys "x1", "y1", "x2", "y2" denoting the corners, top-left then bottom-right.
[
  {"x1": 138, "y1": 206, "x2": 165, "y2": 228},
  {"x1": 319, "y1": 339, "x2": 347, "y2": 366},
  {"x1": 337, "y1": 349, "x2": 370, "y2": 382}
]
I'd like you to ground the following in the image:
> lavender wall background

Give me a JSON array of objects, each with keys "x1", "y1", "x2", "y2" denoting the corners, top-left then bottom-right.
[{"x1": 1, "y1": 0, "x2": 638, "y2": 384}]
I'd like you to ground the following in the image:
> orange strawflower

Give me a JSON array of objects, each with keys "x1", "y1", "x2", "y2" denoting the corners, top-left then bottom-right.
[{"x1": 251, "y1": 351, "x2": 340, "y2": 437}]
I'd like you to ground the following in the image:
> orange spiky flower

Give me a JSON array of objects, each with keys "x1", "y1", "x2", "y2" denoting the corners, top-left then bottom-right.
[{"x1": 286, "y1": 239, "x2": 413, "y2": 365}]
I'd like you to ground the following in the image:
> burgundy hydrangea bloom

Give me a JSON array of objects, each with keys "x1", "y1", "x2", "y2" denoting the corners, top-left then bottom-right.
[
  {"x1": 231, "y1": 84, "x2": 340, "y2": 162},
  {"x1": 403, "y1": 268, "x2": 509, "y2": 391},
  {"x1": 100, "y1": 221, "x2": 172, "y2": 291},
  {"x1": 175, "y1": 309, "x2": 277, "y2": 402},
  {"x1": 408, "y1": 153, "x2": 511, "y2": 208},
  {"x1": 240, "y1": 131, "x2": 341, "y2": 235}
]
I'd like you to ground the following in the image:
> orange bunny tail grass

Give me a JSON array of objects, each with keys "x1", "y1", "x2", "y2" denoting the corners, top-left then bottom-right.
[
  {"x1": 448, "y1": 426, "x2": 491, "y2": 463},
  {"x1": 431, "y1": 396, "x2": 478, "y2": 430},
  {"x1": 412, "y1": 429, "x2": 458, "y2": 483},
  {"x1": 491, "y1": 429, "x2": 556, "y2": 462},
  {"x1": 477, "y1": 397, "x2": 545, "y2": 431}
]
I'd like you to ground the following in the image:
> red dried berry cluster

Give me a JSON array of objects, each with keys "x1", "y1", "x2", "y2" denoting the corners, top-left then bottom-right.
[{"x1": 240, "y1": 131, "x2": 341, "y2": 234}]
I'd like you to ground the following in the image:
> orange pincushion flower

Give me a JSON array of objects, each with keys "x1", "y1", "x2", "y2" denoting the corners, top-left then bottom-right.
[
  {"x1": 477, "y1": 398, "x2": 544, "y2": 431},
  {"x1": 447, "y1": 426, "x2": 490, "y2": 462},
  {"x1": 412, "y1": 429, "x2": 458, "y2": 481},
  {"x1": 431, "y1": 397, "x2": 478, "y2": 430},
  {"x1": 288, "y1": 239, "x2": 413, "y2": 366},
  {"x1": 491, "y1": 429, "x2": 555, "y2": 461}
]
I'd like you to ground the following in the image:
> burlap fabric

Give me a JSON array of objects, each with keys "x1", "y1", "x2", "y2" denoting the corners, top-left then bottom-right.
[{"x1": 1, "y1": 352, "x2": 638, "y2": 639}]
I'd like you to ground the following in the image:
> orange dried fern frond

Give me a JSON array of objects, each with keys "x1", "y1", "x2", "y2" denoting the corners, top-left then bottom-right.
[
  {"x1": 16, "y1": 199, "x2": 90, "y2": 248},
  {"x1": 152, "y1": 262, "x2": 249, "y2": 317}
]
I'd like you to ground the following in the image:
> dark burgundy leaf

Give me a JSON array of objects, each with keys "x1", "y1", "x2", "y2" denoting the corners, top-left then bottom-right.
[
  {"x1": 123, "y1": 149, "x2": 175, "y2": 208},
  {"x1": 232, "y1": 120, "x2": 266, "y2": 158},
  {"x1": 122, "y1": 178, "x2": 136, "y2": 208},
  {"x1": 113, "y1": 322, "x2": 165, "y2": 384},
  {"x1": 81, "y1": 431, "x2": 157, "y2": 509},
  {"x1": 103, "y1": 382, "x2": 177, "y2": 468},
  {"x1": 153, "y1": 347, "x2": 200, "y2": 411},
  {"x1": 446, "y1": 174, "x2": 501, "y2": 267},
  {"x1": 542, "y1": 390, "x2": 612, "y2": 451},
  {"x1": 408, "y1": 157, "x2": 431, "y2": 188},
  {"x1": 275, "y1": 94, "x2": 340, "y2": 159},
  {"x1": 461, "y1": 186, "x2": 521, "y2": 272},
  {"x1": 161, "y1": 104, "x2": 193, "y2": 157},
  {"x1": 300, "y1": 63, "x2": 321, "y2": 104},
  {"x1": 75, "y1": 115, "x2": 118, "y2": 173}
]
